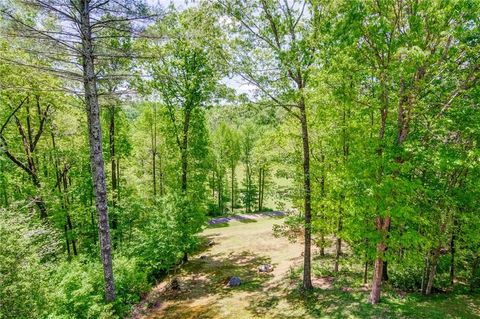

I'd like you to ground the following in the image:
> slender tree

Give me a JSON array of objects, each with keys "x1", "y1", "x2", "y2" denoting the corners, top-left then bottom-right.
[
  {"x1": 218, "y1": 0, "x2": 318, "y2": 289},
  {"x1": 1, "y1": 0, "x2": 153, "y2": 302}
]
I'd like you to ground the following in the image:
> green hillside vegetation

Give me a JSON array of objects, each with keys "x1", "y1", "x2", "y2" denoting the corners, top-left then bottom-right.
[{"x1": 0, "y1": 0, "x2": 479, "y2": 318}]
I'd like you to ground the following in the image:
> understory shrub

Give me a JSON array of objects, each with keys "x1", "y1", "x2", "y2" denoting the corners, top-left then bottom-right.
[
  {"x1": 0, "y1": 210, "x2": 52, "y2": 319},
  {"x1": 51, "y1": 259, "x2": 115, "y2": 319},
  {"x1": 51, "y1": 255, "x2": 150, "y2": 318},
  {"x1": 389, "y1": 262, "x2": 424, "y2": 291}
]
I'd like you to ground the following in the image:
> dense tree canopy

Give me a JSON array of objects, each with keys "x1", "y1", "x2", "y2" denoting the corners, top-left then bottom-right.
[{"x1": 0, "y1": 0, "x2": 479, "y2": 318}]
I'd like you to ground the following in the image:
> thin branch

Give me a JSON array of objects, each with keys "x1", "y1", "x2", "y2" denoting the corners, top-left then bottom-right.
[
  {"x1": 32, "y1": 104, "x2": 51, "y2": 152},
  {"x1": 0, "y1": 135, "x2": 35, "y2": 177},
  {"x1": 0, "y1": 96, "x2": 28, "y2": 134}
]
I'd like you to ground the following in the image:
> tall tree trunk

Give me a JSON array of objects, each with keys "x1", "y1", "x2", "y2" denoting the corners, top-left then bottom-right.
[
  {"x1": 363, "y1": 238, "x2": 369, "y2": 284},
  {"x1": 334, "y1": 214, "x2": 342, "y2": 273},
  {"x1": 370, "y1": 247, "x2": 385, "y2": 303},
  {"x1": 450, "y1": 220, "x2": 456, "y2": 285},
  {"x1": 382, "y1": 260, "x2": 389, "y2": 282},
  {"x1": 425, "y1": 247, "x2": 441, "y2": 295},
  {"x1": 258, "y1": 167, "x2": 262, "y2": 212},
  {"x1": 381, "y1": 222, "x2": 391, "y2": 282},
  {"x1": 180, "y1": 108, "x2": 191, "y2": 193},
  {"x1": 152, "y1": 104, "x2": 157, "y2": 197},
  {"x1": 158, "y1": 154, "x2": 164, "y2": 197},
  {"x1": 369, "y1": 216, "x2": 390, "y2": 304},
  {"x1": 231, "y1": 164, "x2": 235, "y2": 213},
  {"x1": 249, "y1": 167, "x2": 253, "y2": 212},
  {"x1": 67, "y1": 213, "x2": 77, "y2": 256},
  {"x1": 319, "y1": 234, "x2": 325, "y2": 257},
  {"x1": 319, "y1": 152, "x2": 325, "y2": 257},
  {"x1": 363, "y1": 261, "x2": 369, "y2": 285},
  {"x1": 80, "y1": 0, "x2": 115, "y2": 302},
  {"x1": 180, "y1": 108, "x2": 191, "y2": 261},
  {"x1": 334, "y1": 237, "x2": 342, "y2": 272},
  {"x1": 260, "y1": 167, "x2": 265, "y2": 211},
  {"x1": 152, "y1": 150, "x2": 157, "y2": 197},
  {"x1": 369, "y1": 72, "x2": 394, "y2": 304},
  {"x1": 245, "y1": 164, "x2": 250, "y2": 213},
  {"x1": 299, "y1": 96, "x2": 313, "y2": 290},
  {"x1": 335, "y1": 102, "x2": 348, "y2": 273},
  {"x1": 450, "y1": 239, "x2": 455, "y2": 286},
  {"x1": 212, "y1": 170, "x2": 215, "y2": 198},
  {"x1": 425, "y1": 223, "x2": 447, "y2": 295},
  {"x1": 421, "y1": 253, "x2": 429, "y2": 294},
  {"x1": 62, "y1": 168, "x2": 77, "y2": 256},
  {"x1": 53, "y1": 133, "x2": 71, "y2": 255},
  {"x1": 218, "y1": 175, "x2": 223, "y2": 214},
  {"x1": 64, "y1": 224, "x2": 71, "y2": 257},
  {"x1": 116, "y1": 159, "x2": 120, "y2": 200}
]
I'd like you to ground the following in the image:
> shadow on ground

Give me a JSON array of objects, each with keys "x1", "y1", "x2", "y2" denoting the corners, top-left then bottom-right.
[
  {"x1": 179, "y1": 250, "x2": 273, "y2": 298},
  {"x1": 244, "y1": 276, "x2": 480, "y2": 319},
  {"x1": 146, "y1": 250, "x2": 275, "y2": 318},
  {"x1": 136, "y1": 217, "x2": 480, "y2": 319}
]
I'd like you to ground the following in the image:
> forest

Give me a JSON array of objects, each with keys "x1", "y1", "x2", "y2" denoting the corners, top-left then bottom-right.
[{"x1": 0, "y1": 0, "x2": 479, "y2": 318}]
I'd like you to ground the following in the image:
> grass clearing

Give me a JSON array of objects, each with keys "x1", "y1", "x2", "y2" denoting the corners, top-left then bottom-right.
[{"x1": 133, "y1": 216, "x2": 480, "y2": 319}]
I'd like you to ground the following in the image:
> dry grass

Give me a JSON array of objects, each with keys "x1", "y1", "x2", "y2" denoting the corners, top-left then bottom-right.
[
  {"x1": 133, "y1": 217, "x2": 310, "y2": 319},
  {"x1": 132, "y1": 217, "x2": 480, "y2": 319}
]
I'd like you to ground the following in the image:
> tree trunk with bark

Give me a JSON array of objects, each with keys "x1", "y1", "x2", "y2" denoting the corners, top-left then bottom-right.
[
  {"x1": 218, "y1": 174, "x2": 223, "y2": 214},
  {"x1": 151, "y1": 104, "x2": 157, "y2": 197},
  {"x1": 421, "y1": 253, "x2": 429, "y2": 294},
  {"x1": 424, "y1": 222, "x2": 447, "y2": 295},
  {"x1": 258, "y1": 167, "x2": 264, "y2": 212},
  {"x1": 450, "y1": 218, "x2": 457, "y2": 285},
  {"x1": 62, "y1": 166, "x2": 77, "y2": 256},
  {"x1": 152, "y1": 149, "x2": 157, "y2": 197},
  {"x1": 369, "y1": 216, "x2": 390, "y2": 304},
  {"x1": 382, "y1": 260, "x2": 389, "y2": 282},
  {"x1": 180, "y1": 109, "x2": 191, "y2": 193},
  {"x1": 320, "y1": 152, "x2": 326, "y2": 257},
  {"x1": 425, "y1": 246, "x2": 441, "y2": 295},
  {"x1": 299, "y1": 95, "x2": 313, "y2": 290},
  {"x1": 158, "y1": 153, "x2": 164, "y2": 197},
  {"x1": 80, "y1": 0, "x2": 115, "y2": 302},
  {"x1": 230, "y1": 163, "x2": 236, "y2": 213},
  {"x1": 180, "y1": 108, "x2": 191, "y2": 261},
  {"x1": 334, "y1": 214, "x2": 342, "y2": 273},
  {"x1": 364, "y1": 261, "x2": 369, "y2": 285}
]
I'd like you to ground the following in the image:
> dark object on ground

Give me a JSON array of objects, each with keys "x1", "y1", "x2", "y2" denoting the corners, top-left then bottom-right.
[
  {"x1": 228, "y1": 276, "x2": 242, "y2": 287},
  {"x1": 208, "y1": 240, "x2": 215, "y2": 246},
  {"x1": 200, "y1": 255, "x2": 208, "y2": 260},
  {"x1": 169, "y1": 277, "x2": 181, "y2": 291},
  {"x1": 258, "y1": 264, "x2": 274, "y2": 273}
]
